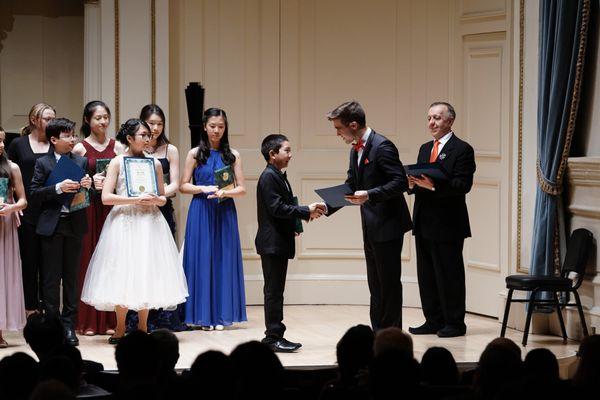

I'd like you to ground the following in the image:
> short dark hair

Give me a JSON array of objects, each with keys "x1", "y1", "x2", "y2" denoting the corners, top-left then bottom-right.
[
  {"x1": 327, "y1": 100, "x2": 366, "y2": 128},
  {"x1": 45, "y1": 118, "x2": 76, "y2": 140},
  {"x1": 261, "y1": 134, "x2": 288, "y2": 162},
  {"x1": 430, "y1": 102, "x2": 456, "y2": 120}
]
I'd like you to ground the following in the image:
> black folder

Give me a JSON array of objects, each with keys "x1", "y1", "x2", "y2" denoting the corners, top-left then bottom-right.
[
  {"x1": 404, "y1": 163, "x2": 449, "y2": 181},
  {"x1": 315, "y1": 183, "x2": 356, "y2": 208}
]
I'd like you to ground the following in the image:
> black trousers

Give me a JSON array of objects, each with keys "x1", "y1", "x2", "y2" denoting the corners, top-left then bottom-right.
[
  {"x1": 364, "y1": 235, "x2": 404, "y2": 331},
  {"x1": 18, "y1": 221, "x2": 44, "y2": 311},
  {"x1": 40, "y1": 216, "x2": 83, "y2": 329},
  {"x1": 260, "y1": 254, "x2": 288, "y2": 339},
  {"x1": 415, "y1": 235, "x2": 466, "y2": 329}
]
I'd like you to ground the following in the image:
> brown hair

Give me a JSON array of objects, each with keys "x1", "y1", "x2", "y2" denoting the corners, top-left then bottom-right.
[{"x1": 20, "y1": 103, "x2": 56, "y2": 136}]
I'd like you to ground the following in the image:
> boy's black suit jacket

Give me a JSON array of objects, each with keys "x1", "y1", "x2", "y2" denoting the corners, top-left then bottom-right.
[
  {"x1": 255, "y1": 164, "x2": 310, "y2": 259},
  {"x1": 411, "y1": 133, "x2": 476, "y2": 241},
  {"x1": 30, "y1": 152, "x2": 89, "y2": 237}
]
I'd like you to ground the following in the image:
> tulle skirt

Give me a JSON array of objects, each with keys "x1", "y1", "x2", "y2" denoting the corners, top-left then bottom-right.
[{"x1": 81, "y1": 204, "x2": 188, "y2": 312}]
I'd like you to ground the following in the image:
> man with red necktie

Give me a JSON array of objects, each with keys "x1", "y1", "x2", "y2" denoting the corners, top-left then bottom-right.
[
  {"x1": 408, "y1": 102, "x2": 476, "y2": 338},
  {"x1": 326, "y1": 101, "x2": 412, "y2": 331}
]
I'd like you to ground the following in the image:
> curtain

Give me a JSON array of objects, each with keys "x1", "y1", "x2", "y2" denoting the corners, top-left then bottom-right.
[{"x1": 530, "y1": 0, "x2": 590, "y2": 290}]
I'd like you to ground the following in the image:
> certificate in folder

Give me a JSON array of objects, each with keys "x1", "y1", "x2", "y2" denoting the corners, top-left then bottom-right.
[
  {"x1": 214, "y1": 165, "x2": 235, "y2": 203},
  {"x1": 45, "y1": 156, "x2": 89, "y2": 210},
  {"x1": 314, "y1": 183, "x2": 356, "y2": 208},
  {"x1": 123, "y1": 157, "x2": 159, "y2": 197},
  {"x1": 0, "y1": 177, "x2": 8, "y2": 204},
  {"x1": 404, "y1": 163, "x2": 449, "y2": 181}
]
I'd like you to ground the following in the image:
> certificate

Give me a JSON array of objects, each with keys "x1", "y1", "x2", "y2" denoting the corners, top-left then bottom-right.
[
  {"x1": 0, "y1": 177, "x2": 8, "y2": 204},
  {"x1": 123, "y1": 157, "x2": 159, "y2": 197}
]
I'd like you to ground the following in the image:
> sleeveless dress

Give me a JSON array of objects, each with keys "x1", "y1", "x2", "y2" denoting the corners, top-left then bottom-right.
[
  {"x1": 81, "y1": 157, "x2": 188, "y2": 312},
  {"x1": 182, "y1": 149, "x2": 247, "y2": 326},
  {"x1": 0, "y1": 187, "x2": 27, "y2": 331},
  {"x1": 76, "y1": 139, "x2": 117, "y2": 334}
]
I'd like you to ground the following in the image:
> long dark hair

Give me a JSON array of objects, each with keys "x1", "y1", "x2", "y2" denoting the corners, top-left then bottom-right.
[
  {"x1": 195, "y1": 108, "x2": 236, "y2": 166},
  {"x1": 81, "y1": 100, "x2": 111, "y2": 138},
  {"x1": 0, "y1": 126, "x2": 10, "y2": 184},
  {"x1": 139, "y1": 104, "x2": 169, "y2": 146}
]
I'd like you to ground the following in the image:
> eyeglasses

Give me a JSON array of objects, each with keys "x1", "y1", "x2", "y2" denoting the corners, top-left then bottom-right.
[
  {"x1": 58, "y1": 135, "x2": 77, "y2": 141},
  {"x1": 135, "y1": 133, "x2": 152, "y2": 140}
]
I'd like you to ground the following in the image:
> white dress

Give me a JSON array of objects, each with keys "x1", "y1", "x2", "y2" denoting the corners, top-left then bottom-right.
[{"x1": 81, "y1": 158, "x2": 188, "y2": 311}]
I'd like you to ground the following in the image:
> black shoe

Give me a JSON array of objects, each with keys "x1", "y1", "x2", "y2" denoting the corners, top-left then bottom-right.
[
  {"x1": 408, "y1": 322, "x2": 442, "y2": 335},
  {"x1": 108, "y1": 335, "x2": 123, "y2": 345},
  {"x1": 437, "y1": 325, "x2": 466, "y2": 338},
  {"x1": 64, "y1": 329, "x2": 79, "y2": 346},
  {"x1": 262, "y1": 337, "x2": 302, "y2": 353}
]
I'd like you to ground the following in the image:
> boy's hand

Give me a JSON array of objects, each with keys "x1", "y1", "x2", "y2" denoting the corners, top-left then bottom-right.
[
  {"x1": 309, "y1": 202, "x2": 326, "y2": 219},
  {"x1": 59, "y1": 179, "x2": 80, "y2": 193},
  {"x1": 80, "y1": 174, "x2": 92, "y2": 189},
  {"x1": 345, "y1": 190, "x2": 369, "y2": 205}
]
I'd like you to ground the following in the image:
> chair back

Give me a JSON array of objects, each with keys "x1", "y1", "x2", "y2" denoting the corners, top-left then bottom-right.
[{"x1": 561, "y1": 228, "x2": 594, "y2": 288}]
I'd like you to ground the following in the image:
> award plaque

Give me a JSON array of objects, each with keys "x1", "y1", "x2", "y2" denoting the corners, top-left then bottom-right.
[
  {"x1": 214, "y1": 165, "x2": 235, "y2": 203},
  {"x1": 69, "y1": 188, "x2": 90, "y2": 212},
  {"x1": 123, "y1": 157, "x2": 159, "y2": 197},
  {"x1": 0, "y1": 177, "x2": 8, "y2": 204},
  {"x1": 95, "y1": 158, "x2": 112, "y2": 175}
]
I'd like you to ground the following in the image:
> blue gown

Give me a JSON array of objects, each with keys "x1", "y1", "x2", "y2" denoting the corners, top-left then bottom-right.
[{"x1": 183, "y1": 149, "x2": 247, "y2": 326}]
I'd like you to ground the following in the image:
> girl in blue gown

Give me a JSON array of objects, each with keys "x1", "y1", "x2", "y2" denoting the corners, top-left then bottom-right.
[{"x1": 180, "y1": 108, "x2": 247, "y2": 330}]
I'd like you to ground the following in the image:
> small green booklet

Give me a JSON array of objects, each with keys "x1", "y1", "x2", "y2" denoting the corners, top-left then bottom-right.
[
  {"x1": 214, "y1": 165, "x2": 235, "y2": 203},
  {"x1": 69, "y1": 188, "x2": 90, "y2": 212},
  {"x1": 0, "y1": 177, "x2": 8, "y2": 204},
  {"x1": 293, "y1": 196, "x2": 303, "y2": 234},
  {"x1": 95, "y1": 158, "x2": 112, "y2": 175}
]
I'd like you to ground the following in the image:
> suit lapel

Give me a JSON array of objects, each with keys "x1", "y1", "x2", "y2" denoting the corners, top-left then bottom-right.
[
  {"x1": 436, "y1": 134, "x2": 457, "y2": 167},
  {"x1": 357, "y1": 131, "x2": 375, "y2": 182},
  {"x1": 419, "y1": 141, "x2": 433, "y2": 164}
]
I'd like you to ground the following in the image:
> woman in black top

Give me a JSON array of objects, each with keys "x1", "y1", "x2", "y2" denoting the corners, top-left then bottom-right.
[{"x1": 7, "y1": 102, "x2": 55, "y2": 316}]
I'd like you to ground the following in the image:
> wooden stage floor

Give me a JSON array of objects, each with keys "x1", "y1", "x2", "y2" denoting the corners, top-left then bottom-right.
[{"x1": 1, "y1": 305, "x2": 579, "y2": 370}]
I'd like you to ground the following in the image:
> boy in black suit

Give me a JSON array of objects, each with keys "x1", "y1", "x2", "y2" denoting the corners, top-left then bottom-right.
[
  {"x1": 255, "y1": 134, "x2": 325, "y2": 352},
  {"x1": 30, "y1": 118, "x2": 91, "y2": 346}
]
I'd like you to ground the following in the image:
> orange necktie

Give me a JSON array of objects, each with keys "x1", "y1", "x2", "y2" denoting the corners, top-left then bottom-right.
[{"x1": 429, "y1": 139, "x2": 440, "y2": 163}]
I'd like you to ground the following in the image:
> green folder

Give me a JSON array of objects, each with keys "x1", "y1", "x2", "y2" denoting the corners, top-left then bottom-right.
[
  {"x1": 214, "y1": 165, "x2": 235, "y2": 203},
  {"x1": 95, "y1": 158, "x2": 112, "y2": 175},
  {"x1": 0, "y1": 177, "x2": 8, "y2": 204},
  {"x1": 69, "y1": 188, "x2": 90, "y2": 212},
  {"x1": 293, "y1": 196, "x2": 303, "y2": 234}
]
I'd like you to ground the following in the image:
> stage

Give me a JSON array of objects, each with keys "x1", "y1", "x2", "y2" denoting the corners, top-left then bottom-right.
[{"x1": 1, "y1": 305, "x2": 579, "y2": 371}]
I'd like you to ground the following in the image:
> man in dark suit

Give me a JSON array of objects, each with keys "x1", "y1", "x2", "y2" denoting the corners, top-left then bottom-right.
[
  {"x1": 30, "y1": 118, "x2": 91, "y2": 346},
  {"x1": 326, "y1": 101, "x2": 412, "y2": 331},
  {"x1": 255, "y1": 134, "x2": 325, "y2": 352},
  {"x1": 408, "y1": 102, "x2": 476, "y2": 338}
]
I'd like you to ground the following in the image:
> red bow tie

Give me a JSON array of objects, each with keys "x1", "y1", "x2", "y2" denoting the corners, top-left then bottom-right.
[{"x1": 353, "y1": 139, "x2": 365, "y2": 152}]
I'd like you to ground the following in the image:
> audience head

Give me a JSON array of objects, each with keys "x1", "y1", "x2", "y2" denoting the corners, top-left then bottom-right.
[
  {"x1": 336, "y1": 324, "x2": 374, "y2": 381},
  {"x1": 150, "y1": 329, "x2": 180, "y2": 373},
  {"x1": 369, "y1": 349, "x2": 420, "y2": 399},
  {"x1": 230, "y1": 340, "x2": 285, "y2": 399},
  {"x1": 523, "y1": 348, "x2": 559, "y2": 382},
  {"x1": 140, "y1": 104, "x2": 169, "y2": 146},
  {"x1": 23, "y1": 314, "x2": 65, "y2": 361},
  {"x1": 21, "y1": 102, "x2": 56, "y2": 136},
  {"x1": 115, "y1": 118, "x2": 151, "y2": 149},
  {"x1": 261, "y1": 133, "x2": 291, "y2": 170},
  {"x1": 190, "y1": 350, "x2": 234, "y2": 394},
  {"x1": 573, "y1": 334, "x2": 600, "y2": 389},
  {"x1": 196, "y1": 107, "x2": 235, "y2": 166},
  {"x1": 0, "y1": 352, "x2": 39, "y2": 400},
  {"x1": 421, "y1": 346, "x2": 459, "y2": 386},
  {"x1": 81, "y1": 100, "x2": 111, "y2": 138},
  {"x1": 474, "y1": 337, "x2": 522, "y2": 398},
  {"x1": 29, "y1": 380, "x2": 75, "y2": 400},
  {"x1": 115, "y1": 330, "x2": 160, "y2": 388},
  {"x1": 373, "y1": 327, "x2": 413, "y2": 358},
  {"x1": 38, "y1": 355, "x2": 78, "y2": 393}
]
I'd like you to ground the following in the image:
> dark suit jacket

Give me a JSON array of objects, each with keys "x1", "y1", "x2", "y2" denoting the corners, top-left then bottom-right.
[
  {"x1": 331, "y1": 130, "x2": 412, "y2": 242},
  {"x1": 411, "y1": 133, "x2": 476, "y2": 241},
  {"x1": 29, "y1": 152, "x2": 89, "y2": 237},
  {"x1": 255, "y1": 164, "x2": 310, "y2": 259}
]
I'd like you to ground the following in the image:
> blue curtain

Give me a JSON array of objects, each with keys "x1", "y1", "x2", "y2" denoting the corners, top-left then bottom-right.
[{"x1": 530, "y1": 0, "x2": 590, "y2": 285}]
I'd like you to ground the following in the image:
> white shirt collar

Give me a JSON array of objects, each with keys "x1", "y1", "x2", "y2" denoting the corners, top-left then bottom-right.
[
  {"x1": 361, "y1": 127, "x2": 372, "y2": 143},
  {"x1": 54, "y1": 151, "x2": 62, "y2": 161},
  {"x1": 435, "y1": 131, "x2": 453, "y2": 145}
]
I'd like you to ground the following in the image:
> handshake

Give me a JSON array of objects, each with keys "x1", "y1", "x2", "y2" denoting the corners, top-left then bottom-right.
[{"x1": 308, "y1": 202, "x2": 327, "y2": 220}]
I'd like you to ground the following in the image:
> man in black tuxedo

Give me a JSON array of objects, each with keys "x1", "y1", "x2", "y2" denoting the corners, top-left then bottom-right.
[
  {"x1": 408, "y1": 102, "x2": 476, "y2": 338},
  {"x1": 30, "y1": 118, "x2": 91, "y2": 346},
  {"x1": 326, "y1": 101, "x2": 412, "y2": 331},
  {"x1": 255, "y1": 134, "x2": 326, "y2": 352}
]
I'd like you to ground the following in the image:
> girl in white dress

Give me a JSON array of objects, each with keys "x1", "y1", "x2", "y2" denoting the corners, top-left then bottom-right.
[{"x1": 81, "y1": 119, "x2": 188, "y2": 344}]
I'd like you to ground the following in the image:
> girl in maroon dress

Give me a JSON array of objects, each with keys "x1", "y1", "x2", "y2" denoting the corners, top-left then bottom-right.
[{"x1": 73, "y1": 101, "x2": 125, "y2": 336}]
